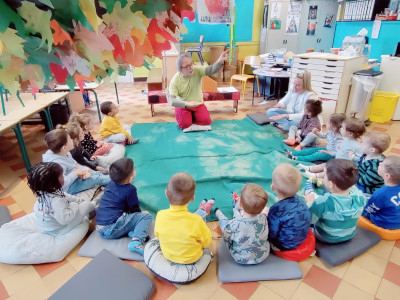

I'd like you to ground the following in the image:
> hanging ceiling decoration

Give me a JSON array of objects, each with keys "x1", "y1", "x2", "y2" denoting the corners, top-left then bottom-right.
[{"x1": 0, "y1": 0, "x2": 194, "y2": 93}]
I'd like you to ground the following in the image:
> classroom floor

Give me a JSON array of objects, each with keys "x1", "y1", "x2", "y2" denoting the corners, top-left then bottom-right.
[{"x1": 0, "y1": 82, "x2": 400, "y2": 300}]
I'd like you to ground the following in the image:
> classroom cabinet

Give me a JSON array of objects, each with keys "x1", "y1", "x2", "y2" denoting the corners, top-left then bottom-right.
[
  {"x1": 263, "y1": 0, "x2": 338, "y2": 54},
  {"x1": 290, "y1": 53, "x2": 363, "y2": 124}
]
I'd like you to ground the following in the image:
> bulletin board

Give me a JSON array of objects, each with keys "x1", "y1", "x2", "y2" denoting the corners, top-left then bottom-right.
[{"x1": 181, "y1": 0, "x2": 254, "y2": 43}]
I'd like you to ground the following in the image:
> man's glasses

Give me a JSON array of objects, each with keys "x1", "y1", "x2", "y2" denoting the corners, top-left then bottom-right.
[{"x1": 181, "y1": 63, "x2": 193, "y2": 69}]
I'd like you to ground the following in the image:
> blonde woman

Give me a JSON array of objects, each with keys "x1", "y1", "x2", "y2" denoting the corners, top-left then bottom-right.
[{"x1": 267, "y1": 70, "x2": 318, "y2": 132}]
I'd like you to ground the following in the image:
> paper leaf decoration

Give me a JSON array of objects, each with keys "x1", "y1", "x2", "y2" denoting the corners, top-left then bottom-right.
[
  {"x1": 0, "y1": 0, "x2": 194, "y2": 93},
  {"x1": 17, "y1": 2, "x2": 54, "y2": 52}
]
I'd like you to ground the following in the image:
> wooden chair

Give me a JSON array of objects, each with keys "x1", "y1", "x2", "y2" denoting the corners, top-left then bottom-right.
[
  {"x1": 186, "y1": 35, "x2": 205, "y2": 65},
  {"x1": 230, "y1": 55, "x2": 260, "y2": 99}
]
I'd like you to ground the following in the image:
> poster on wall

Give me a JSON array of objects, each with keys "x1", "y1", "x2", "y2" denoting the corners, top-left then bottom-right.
[
  {"x1": 308, "y1": 5, "x2": 318, "y2": 20},
  {"x1": 285, "y1": 14, "x2": 299, "y2": 35},
  {"x1": 197, "y1": 0, "x2": 235, "y2": 24},
  {"x1": 270, "y1": 20, "x2": 281, "y2": 30},
  {"x1": 270, "y1": 2, "x2": 281, "y2": 19},
  {"x1": 307, "y1": 22, "x2": 317, "y2": 36},
  {"x1": 324, "y1": 13, "x2": 334, "y2": 28},
  {"x1": 288, "y1": 2, "x2": 302, "y2": 13}
]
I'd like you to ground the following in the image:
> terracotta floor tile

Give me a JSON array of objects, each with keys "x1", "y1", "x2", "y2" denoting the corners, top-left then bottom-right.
[
  {"x1": 221, "y1": 281, "x2": 260, "y2": 300},
  {"x1": 0, "y1": 196, "x2": 16, "y2": 206},
  {"x1": 33, "y1": 260, "x2": 67, "y2": 278},
  {"x1": 10, "y1": 210, "x2": 26, "y2": 220},
  {"x1": 383, "y1": 262, "x2": 400, "y2": 286},
  {"x1": 9, "y1": 162, "x2": 25, "y2": 172},
  {"x1": 395, "y1": 240, "x2": 400, "y2": 249},
  {"x1": 31, "y1": 145, "x2": 48, "y2": 152},
  {"x1": 0, "y1": 281, "x2": 8, "y2": 300},
  {"x1": 1, "y1": 154, "x2": 19, "y2": 161},
  {"x1": 389, "y1": 148, "x2": 400, "y2": 154},
  {"x1": 303, "y1": 265, "x2": 341, "y2": 298},
  {"x1": 150, "y1": 276, "x2": 178, "y2": 300},
  {"x1": 370, "y1": 127, "x2": 388, "y2": 132}
]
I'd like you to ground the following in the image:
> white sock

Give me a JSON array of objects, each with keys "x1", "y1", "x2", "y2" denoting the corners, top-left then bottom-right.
[
  {"x1": 297, "y1": 163, "x2": 309, "y2": 172},
  {"x1": 215, "y1": 208, "x2": 225, "y2": 220},
  {"x1": 303, "y1": 170, "x2": 315, "y2": 178},
  {"x1": 183, "y1": 124, "x2": 212, "y2": 133}
]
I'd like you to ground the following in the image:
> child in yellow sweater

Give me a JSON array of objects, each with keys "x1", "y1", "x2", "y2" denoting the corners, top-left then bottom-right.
[
  {"x1": 144, "y1": 172, "x2": 215, "y2": 284},
  {"x1": 99, "y1": 101, "x2": 139, "y2": 145}
]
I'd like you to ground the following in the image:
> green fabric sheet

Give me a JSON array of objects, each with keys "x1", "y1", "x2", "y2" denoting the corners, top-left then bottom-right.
[{"x1": 126, "y1": 118, "x2": 308, "y2": 221}]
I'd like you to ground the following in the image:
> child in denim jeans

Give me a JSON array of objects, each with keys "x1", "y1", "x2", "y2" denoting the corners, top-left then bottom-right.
[{"x1": 96, "y1": 158, "x2": 152, "y2": 254}]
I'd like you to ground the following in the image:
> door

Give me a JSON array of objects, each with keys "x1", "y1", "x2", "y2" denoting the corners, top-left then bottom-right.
[{"x1": 297, "y1": 0, "x2": 338, "y2": 53}]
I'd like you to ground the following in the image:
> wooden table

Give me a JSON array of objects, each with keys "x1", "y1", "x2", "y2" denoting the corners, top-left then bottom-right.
[{"x1": 0, "y1": 92, "x2": 69, "y2": 170}]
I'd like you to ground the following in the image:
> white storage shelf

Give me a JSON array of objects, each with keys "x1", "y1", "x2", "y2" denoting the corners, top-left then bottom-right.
[{"x1": 291, "y1": 53, "x2": 363, "y2": 124}]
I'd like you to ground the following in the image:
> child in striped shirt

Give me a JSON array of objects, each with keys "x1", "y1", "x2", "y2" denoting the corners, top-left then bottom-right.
[
  {"x1": 356, "y1": 131, "x2": 391, "y2": 195},
  {"x1": 305, "y1": 159, "x2": 367, "y2": 243}
]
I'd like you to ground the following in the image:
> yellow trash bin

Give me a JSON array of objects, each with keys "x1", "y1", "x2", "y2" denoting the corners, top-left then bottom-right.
[{"x1": 369, "y1": 91, "x2": 400, "y2": 123}]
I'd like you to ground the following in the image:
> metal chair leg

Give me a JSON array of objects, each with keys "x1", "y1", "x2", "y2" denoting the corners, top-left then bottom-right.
[{"x1": 114, "y1": 82, "x2": 119, "y2": 104}]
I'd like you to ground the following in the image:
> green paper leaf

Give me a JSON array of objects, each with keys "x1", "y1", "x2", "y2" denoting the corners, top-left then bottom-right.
[
  {"x1": 0, "y1": 28, "x2": 26, "y2": 59},
  {"x1": 100, "y1": 0, "x2": 128, "y2": 14},
  {"x1": 24, "y1": 37, "x2": 61, "y2": 81},
  {"x1": 17, "y1": 2, "x2": 54, "y2": 52},
  {"x1": 66, "y1": 76, "x2": 77, "y2": 90},
  {"x1": 0, "y1": 0, "x2": 26, "y2": 36},
  {"x1": 51, "y1": 0, "x2": 92, "y2": 30},
  {"x1": 130, "y1": 0, "x2": 171, "y2": 19}
]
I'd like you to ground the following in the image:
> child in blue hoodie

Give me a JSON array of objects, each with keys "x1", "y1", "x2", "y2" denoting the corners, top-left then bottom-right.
[{"x1": 42, "y1": 127, "x2": 110, "y2": 194}]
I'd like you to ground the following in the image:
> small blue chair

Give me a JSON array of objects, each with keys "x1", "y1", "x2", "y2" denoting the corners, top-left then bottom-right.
[{"x1": 186, "y1": 35, "x2": 204, "y2": 65}]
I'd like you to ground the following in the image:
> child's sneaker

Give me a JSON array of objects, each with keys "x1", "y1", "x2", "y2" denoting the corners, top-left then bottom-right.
[
  {"x1": 297, "y1": 163, "x2": 309, "y2": 172},
  {"x1": 128, "y1": 239, "x2": 144, "y2": 255},
  {"x1": 214, "y1": 207, "x2": 224, "y2": 219},
  {"x1": 285, "y1": 151, "x2": 297, "y2": 160},
  {"x1": 199, "y1": 198, "x2": 215, "y2": 215}
]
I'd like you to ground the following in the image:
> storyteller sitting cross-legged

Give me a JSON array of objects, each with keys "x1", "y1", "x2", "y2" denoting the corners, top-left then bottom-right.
[
  {"x1": 267, "y1": 70, "x2": 318, "y2": 132},
  {"x1": 168, "y1": 49, "x2": 229, "y2": 133}
]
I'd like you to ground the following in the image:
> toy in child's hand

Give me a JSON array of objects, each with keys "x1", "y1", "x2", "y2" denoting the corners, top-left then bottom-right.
[
  {"x1": 231, "y1": 191, "x2": 240, "y2": 208},
  {"x1": 93, "y1": 142, "x2": 112, "y2": 156}
]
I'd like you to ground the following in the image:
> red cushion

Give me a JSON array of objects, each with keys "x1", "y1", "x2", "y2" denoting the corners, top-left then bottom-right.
[{"x1": 273, "y1": 229, "x2": 315, "y2": 261}]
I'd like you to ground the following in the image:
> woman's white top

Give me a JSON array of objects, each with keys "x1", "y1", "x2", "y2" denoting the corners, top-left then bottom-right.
[{"x1": 279, "y1": 88, "x2": 318, "y2": 122}]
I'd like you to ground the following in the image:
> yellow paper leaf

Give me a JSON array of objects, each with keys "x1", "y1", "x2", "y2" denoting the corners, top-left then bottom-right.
[
  {"x1": 0, "y1": 28, "x2": 26, "y2": 59},
  {"x1": 0, "y1": 40, "x2": 3, "y2": 56},
  {"x1": 17, "y1": 2, "x2": 53, "y2": 52},
  {"x1": 79, "y1": 0, "x2": 102, "y2": 33},
  {"x1": 102, "y1": 3, "x2": 148, "y2": 38}
]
